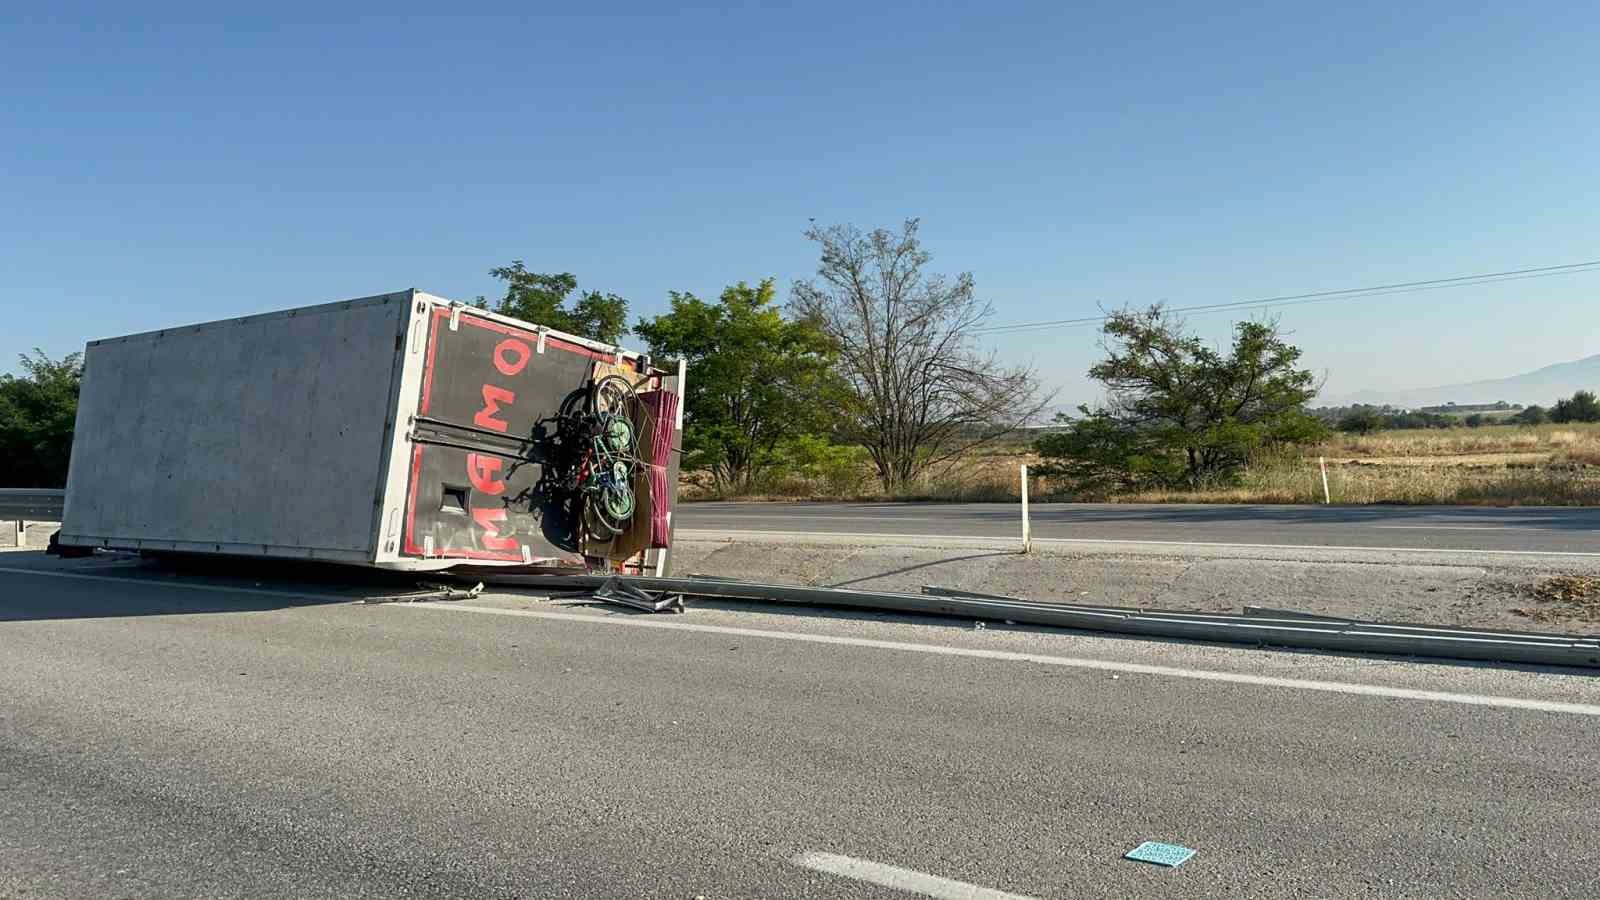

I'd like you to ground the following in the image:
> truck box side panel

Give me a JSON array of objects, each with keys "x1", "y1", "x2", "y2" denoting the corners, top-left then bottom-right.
[{"x1": 61, "y1": 293, "x2": 411, "y2": 559}]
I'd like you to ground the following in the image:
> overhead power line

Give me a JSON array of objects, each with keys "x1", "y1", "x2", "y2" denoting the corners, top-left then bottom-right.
[{"x1": 973, "y1": 258, "x2": 1600, "y2": 336}]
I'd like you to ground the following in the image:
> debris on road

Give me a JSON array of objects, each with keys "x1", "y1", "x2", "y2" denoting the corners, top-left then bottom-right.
[
  {"x1": 362, "y1": 582, "x2": 485, "y2": 604},
  {"x1": 590, "y1": 576, "x2": 685, "y2": 613},
  {"x1": 1124, "y1": 841, "x2": 1196, "y2": 868}
]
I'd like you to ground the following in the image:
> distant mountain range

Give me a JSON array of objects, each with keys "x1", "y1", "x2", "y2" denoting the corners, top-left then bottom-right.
[{"x1": 1321, "y1": 353, "x2": 1600, "y2": 409}]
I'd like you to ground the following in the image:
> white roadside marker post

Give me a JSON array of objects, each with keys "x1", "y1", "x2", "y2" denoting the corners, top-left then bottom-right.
[
  {"x1": 1320, "y1": 456, "x2": 1331, "y2": 505},
  {"x1": 1020, "y1": 464, "x2": 1032, "y2": 554}
]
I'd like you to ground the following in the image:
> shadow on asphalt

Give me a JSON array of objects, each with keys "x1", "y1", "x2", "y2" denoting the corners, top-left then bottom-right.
[
  {"x1": 823, "y1": 551, "x2": 1017, "y2": 588},
  {"x1": 0, "y1": 552, "x2": 422, "y2": 623}
]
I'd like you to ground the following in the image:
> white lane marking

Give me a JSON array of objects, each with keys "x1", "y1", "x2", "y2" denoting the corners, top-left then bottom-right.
[
  {"x1": 678, "y1": 528, "x2": 1600, "y2": 558},
  {"x1": 393, "y1": 602, "x2": 1600, "y2": 717},
  {"x1": 0, "y1": 566, "x2": 355, "y2": 602},
  {"x1": 791, "y1": 852, "x2": 1038, "y2": 900}
]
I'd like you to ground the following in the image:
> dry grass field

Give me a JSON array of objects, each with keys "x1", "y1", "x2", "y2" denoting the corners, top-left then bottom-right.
[
  {"x1": 1124, "y1": 423, "x2": 1600, "y2": 506},
  {"x1": 683, "y1": 423, "x2": 1600, "y2": 506}
]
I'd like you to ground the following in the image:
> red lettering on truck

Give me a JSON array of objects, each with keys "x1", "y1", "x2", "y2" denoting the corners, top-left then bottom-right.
[
  {"x1": 473, "y1": 384, "x2": 515, "y2": 432},
  {"x1": 493, "y1": 338, "x2": 531, "y2": 376},
  {"x1": 466, "y1": 453, "x2": 506, "y2": 494},
  {"x1": 471, "y1": 507, "x2": 518, "y2": 550}
]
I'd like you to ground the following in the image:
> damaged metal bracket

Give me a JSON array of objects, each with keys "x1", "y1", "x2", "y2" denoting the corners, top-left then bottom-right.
[
  {"x1": 363, "y1": 581, "x2": 484, "y2": 604},
  {"x1": 591, "y1": 576, "x2": 685, "y2": 613}
]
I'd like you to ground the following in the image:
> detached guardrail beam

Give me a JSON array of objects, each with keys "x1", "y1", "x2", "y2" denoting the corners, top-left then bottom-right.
[{"x1": 472, "y1": 572, "x2": 1600, "y2": 670}]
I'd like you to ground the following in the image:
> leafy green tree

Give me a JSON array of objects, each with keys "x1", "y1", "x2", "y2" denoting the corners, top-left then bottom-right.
[
  {"x1": 0, "y1": 350, "x2": 83, "y2": 488},
  {"x1": 483, "y1": 262, "x2": 629, "y2": 343},
  {"x1": 1463, "y1": 413, "x2": 1486, "y2": 428},
  {"x1": 634, "y1": 279, "x2": 844, "y2": 492},
  {"x1": 1550, "y1": 390, "x2": 1600, "y2": 423},
  {"x1": 1037, "y1": 306, "x2": 1325, "y2": 490}
]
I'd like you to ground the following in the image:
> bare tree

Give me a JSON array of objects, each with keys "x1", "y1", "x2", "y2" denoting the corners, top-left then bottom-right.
[{"x1": 791, "y1": 219, "x2": 1049, "y2": 491}]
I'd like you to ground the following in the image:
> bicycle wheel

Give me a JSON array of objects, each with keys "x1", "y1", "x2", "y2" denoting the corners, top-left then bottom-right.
[{"x1": 589, "y1": 374, "x2": 637, "y2": 417}]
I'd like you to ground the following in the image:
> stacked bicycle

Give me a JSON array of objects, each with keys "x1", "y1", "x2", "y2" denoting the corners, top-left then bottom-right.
[{"x1": 553, "y1": 374, "x2": 650, "y2": 539}]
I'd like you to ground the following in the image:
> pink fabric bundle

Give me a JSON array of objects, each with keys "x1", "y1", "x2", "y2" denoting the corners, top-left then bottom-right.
[
  {"x1": 638, "y1": 389, "x2": 679, "y2": 547},
  {"x1": 640, "y1": 389, "x2": 679, "y2": 467},
  {"x1": 648, "y1": 463, "x2": 671, "y2": 547}
]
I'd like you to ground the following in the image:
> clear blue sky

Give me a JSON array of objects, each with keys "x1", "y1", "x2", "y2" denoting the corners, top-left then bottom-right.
[{"x1": 4, "y1": 1, "x2": 1597, "y2": 407}]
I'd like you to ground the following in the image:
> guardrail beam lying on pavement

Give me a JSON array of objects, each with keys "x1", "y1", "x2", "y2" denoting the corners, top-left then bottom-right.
[{"x1": 472, "y1": 572, "x2": 1600, "y2": 669}]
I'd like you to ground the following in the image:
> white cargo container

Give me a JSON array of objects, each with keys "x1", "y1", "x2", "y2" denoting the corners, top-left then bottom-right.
[{"x1": 60, "y1": 290, "x2": 683, "y2": 571}]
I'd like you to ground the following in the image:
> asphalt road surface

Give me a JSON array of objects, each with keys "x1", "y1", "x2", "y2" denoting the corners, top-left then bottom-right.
[
  {"x1": 4, "y1": 553, "x2": 1599, "y2": 898},
  {"x1": 677, "y1": 502, "x2": 1600, "y2": 554}
]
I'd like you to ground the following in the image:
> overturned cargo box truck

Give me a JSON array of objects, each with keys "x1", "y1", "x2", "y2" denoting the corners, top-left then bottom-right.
[{"x1": 59, "y1": 290, "x2": 684, "y2": 572}]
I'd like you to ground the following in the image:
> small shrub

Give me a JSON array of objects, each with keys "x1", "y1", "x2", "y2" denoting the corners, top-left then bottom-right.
[
  {"x1": 1515, "y1": 405, "x2": 1549, "y2": 425},
  {"x1": 773, "y1": 435, "x2": 872, "y2": 496}
]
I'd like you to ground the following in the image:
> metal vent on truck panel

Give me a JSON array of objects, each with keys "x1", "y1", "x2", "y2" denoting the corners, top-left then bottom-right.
[{"x1": 440, "y1": 485, "x2": 469, "y2": 514}]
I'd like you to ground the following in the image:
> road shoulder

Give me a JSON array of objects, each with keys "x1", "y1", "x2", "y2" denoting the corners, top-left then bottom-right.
[{"x1": 671, "y1": 532, "x2": 1600, "y2": 634}]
